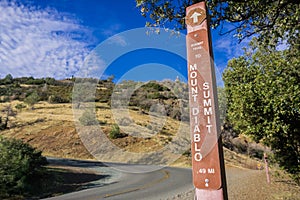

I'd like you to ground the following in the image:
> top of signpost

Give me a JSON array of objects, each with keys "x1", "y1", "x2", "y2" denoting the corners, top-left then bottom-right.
[{"x1": 186, "y1": 2, "x2": 207, "y2": 33}]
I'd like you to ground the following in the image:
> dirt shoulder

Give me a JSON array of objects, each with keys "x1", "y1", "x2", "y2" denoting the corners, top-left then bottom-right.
[
  {"x1": 226, "y1": 167, "x2": 300, "y2": 200},
  {"x1": 172, "y1": 166, "x2": 300, "y2": 200}
]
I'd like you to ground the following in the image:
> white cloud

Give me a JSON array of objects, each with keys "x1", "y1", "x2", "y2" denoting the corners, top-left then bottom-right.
[
  {"x1": 0, "y1": 1, "x2": 95, "y2": 79},
  {"x1": 107, "y1": 35, "x2": 128, "y2": 47},
  {"x1": 78, "y1": 51, "x2": 107, "y2": 77},
  {"x1": 214, "y1": 35, "x2": 250, "y2": 59},
  {"x1": 215, "y1": 38, "x2": 233, "y2": 57},
  {"x1": 101, "y1": 24, "x2": 123, "y2": 37}
]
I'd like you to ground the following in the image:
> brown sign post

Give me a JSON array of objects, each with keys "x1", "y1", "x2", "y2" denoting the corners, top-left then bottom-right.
[{"x1": 186, "y1": 2, "x2": 228, "y2": 199}]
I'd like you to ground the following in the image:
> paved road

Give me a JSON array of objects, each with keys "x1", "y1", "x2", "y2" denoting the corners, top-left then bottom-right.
[
  {"x1": 42, "y1": 158, "x2": 281, "y2": 200},
  {"x1": 43, "y1": 158, "x2": 193, "y2": 200}
]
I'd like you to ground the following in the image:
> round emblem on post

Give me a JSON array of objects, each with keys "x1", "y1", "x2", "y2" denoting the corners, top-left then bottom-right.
[{"x1": 186, "y1": 7, "x2": 206, "y2": 27}]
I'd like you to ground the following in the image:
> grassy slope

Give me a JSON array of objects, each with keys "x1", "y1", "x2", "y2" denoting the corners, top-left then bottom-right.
[
  {"x1": 0, "y1": 101, "x2": 255, "y2": 166},
  {"x1": 1, "y1": 101, "x2": 299, "y2": 199}
]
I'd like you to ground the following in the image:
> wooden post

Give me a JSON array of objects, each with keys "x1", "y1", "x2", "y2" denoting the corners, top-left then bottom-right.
[
  {"x1": 264, "y1": 153, "x2": 271, "y2": 183},
  {"x1": 185, "y1": 2, "x2": 228, "y2": 199}
]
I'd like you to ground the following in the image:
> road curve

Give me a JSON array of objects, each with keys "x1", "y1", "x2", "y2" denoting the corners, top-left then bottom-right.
[{"x1": 43, "y1": 158, "x2": 193, "y2": 200}]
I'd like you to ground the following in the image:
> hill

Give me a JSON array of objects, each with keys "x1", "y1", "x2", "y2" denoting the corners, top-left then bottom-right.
[
  {"x1": 0, "y1": 76, "x2": 258, "y2": 166},
  {"x1": 1, "y1": 76, "x2": 299, "y2": 199}
]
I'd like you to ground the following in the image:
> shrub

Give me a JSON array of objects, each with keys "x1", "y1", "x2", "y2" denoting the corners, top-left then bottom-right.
[
  {"x1": 15, "y1": 103, "x2": 26, "y2": 111},
  {"x1": 25, "y1": 78, "x2": 45, "y2": 85},
  {"x1": 248, "y1": 143, "x2": 265, "y2": 159},
  {"x1": 0, "y1": 74, "x2": 13, "y2": 85},
  {"x1": 79, "y1": 109, "x2": 99, "y2": 126},
  {"x1": 231, "y1": 137, "x2": 248, "y2": 154},
  {"x1": 24, "y1": 91, "x2": 40, "y2": 109},
  {"x1": 118, "y1": 117, "x2": 132, "y2": 126},
  {"x1": 183, "y1": 149, "x2": 191, "y2": 157},
  {"x1": 48, "y1": 95, "x2": 69, "y2": 103},
  {"x1": 0, "y1": 137, "x2": 47, "y2": 198},
  {"x1": 109, "y1": 124, "x2": 126, "y2": 139}
]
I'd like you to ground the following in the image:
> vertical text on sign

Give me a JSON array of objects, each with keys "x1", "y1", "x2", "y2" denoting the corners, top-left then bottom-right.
[
  {"x1": 189, "y1": 63, "x2": 202, "y2": 162},
  {"x1": 203, "y1": 82, "x2": 213, "y2": 134}
]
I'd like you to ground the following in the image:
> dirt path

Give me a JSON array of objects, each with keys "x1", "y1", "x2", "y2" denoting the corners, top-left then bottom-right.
[
  {"x1": 173, "y1": 166, "x2": 300, "y2": 200},
  {"x1": 228, "y1": 167, "x2": 300, "y2": 199}
]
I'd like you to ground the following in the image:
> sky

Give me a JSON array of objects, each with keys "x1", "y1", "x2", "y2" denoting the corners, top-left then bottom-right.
[{"x1": 0, "y1": 0, "x2": 247, "y2": 84}]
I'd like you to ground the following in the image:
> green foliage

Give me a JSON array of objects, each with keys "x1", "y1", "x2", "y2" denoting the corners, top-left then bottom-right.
[
  {"x1": 72, "y1": 82, "x2": 96, "y2": 105},
  {"x1": 109, "y1": 124, "x2": 126, "y2": 139},
  {"x1": 48, "y1": 85, "x2": 73, "y2": 103},
  {"x1": 0, "y1": 74, "x2": 14, "y2": 85},
  {"x1": 79, "y1": 109, "x2": 99, "y2": 126},
  {"x1": 48, "y1": 94, "x2": 69, "y2": 104},
  {"x1": 15, "y1": 103, "x2": 26, "y2": 111},
  {"x1": 45, "y1": 77, "x2": 56, "y2": 85},
  {"x1": 223, "y1": 40, "x2": 300, "y2": 184},
  {"x1": 136, "y1": 0, "x2": 299, "y2": 46},
  {"x1": 13, "y1": 76, "x2": 57, "y2": 86},
  {"x1": 142, "y1": 81, "x2": 169, "y2": 92},
  {"x1": 217, "y1": 87, "x2": 227, "y2": 125},
  {"x1": 25, "y1": 78, "x2": 45, "y2": 85},
  {"x1": 0, "y1": 137, "x2": 47, "y2": 198},
  {"x1": 24, "y1": 91, "x2": 40, "y2": 108},
  {"x1": 123, "y1": 80, "x2": 188, "y2": 121},
  {"x1": 0, "y1": 82, "x2": 24, "y2": 100},
  {"x1": 0, "y1": 75, "x2": 115, "y2": 103},
  {"x1": 0, "y1": 75, "x2": 116, "y2": 106}
]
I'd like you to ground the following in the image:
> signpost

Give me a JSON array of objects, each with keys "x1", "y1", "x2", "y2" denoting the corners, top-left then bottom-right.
[
  {"x1": 264, "y1": 153, "x2": 271, "y2": 184},
  {"x1": 186, "y1": 2, "x2": 228, "y2": 199}
]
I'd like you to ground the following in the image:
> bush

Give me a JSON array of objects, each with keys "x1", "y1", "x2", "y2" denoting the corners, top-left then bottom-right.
[
  {"x1": 79, "y1": 109, "x2": 99, "y2": 126},
  {"x1": 109, "y1": 124, "x2": 126, "y2": 139},
  {"x1": 182, "y1": 149, "x2": 191, "y2": 157},
  {"x1": 118, "y1": 117, "x2": 132, "y2": 126},
  {"x1": 48, "y1": 95, "x2": 69, "y2": 104},
  {"x1": 0, "y1": 137, "x2": 47, "y2": 198},
  {"x1": 25, "y1": 78, "x2": 45, "y2": 85},
  {"x1": 248, "y1": 143, "x2": 265, "y2": 159},
  {"x1": 15, "y1": 103, "x2": 26, "y2": 111},
  {"x1": 231, "y1": 137, "x2": 248, "y2": 154},
  {"x1": 24, "y1": 91, "x2": 40, "y2": 109},
  {"x1": 0, "y1": 74, "x2": 13, "y2": 85}
]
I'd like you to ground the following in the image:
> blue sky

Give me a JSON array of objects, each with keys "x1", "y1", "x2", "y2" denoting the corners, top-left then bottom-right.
[{"x1": 0, "y1": 0, "x2": 247, "y2": 84}]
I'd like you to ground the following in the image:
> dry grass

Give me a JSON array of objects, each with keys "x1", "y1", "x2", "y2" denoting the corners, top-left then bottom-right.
[
  {"x1": 1, "y1": 101, "x2": 299, "y2": 199},
  {"x1": 1, "y1": 101, "x2": 91, "y2": 159},
  {"x1": 0, "y1": 101, "x2": 294, "y2": 170},
  {"x1": 0, "y1": 101, "x2": 284, "y2": 169},
  {"x1": 1, "y1": 101, "x2": 190, "y2": 164}
]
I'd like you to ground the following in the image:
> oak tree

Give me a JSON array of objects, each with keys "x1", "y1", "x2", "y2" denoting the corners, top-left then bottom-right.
[
  {"x1": 223, "y1": 39, "x2": 300, "y2": 184},
  {"x1": 136, "y1": 0, "x2": 300, "y2": 46}
]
